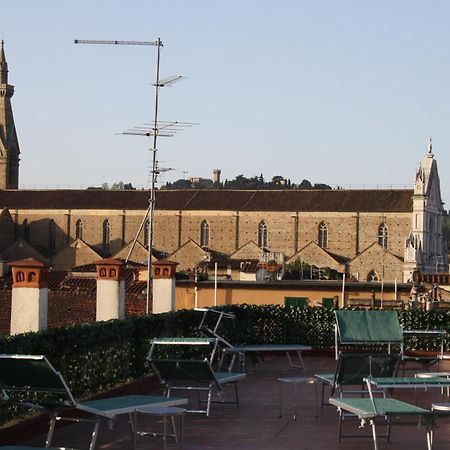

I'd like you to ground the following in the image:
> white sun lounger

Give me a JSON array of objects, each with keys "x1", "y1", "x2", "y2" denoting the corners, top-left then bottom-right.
[{"x1": 195, "y1": 307, "x2": 311, "y2": 372}]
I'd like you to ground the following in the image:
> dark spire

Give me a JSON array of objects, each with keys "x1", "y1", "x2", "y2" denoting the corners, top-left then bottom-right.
[{"x1": 0, "y1": 40, "x2": 8, "y2": 84}]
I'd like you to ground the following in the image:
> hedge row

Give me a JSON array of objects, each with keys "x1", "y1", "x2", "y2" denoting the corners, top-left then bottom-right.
[{"x1": 1, "y1": 305, "x2": 449, "y2": 424}]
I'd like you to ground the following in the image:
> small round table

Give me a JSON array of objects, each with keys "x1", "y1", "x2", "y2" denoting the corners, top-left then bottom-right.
[
  {"x1": 277, "y1": 377, "x2": 318, "y2": 420},
  {"x1": 432, "y1": 402, "x2": 450, "y2": 412},
  {"x1": 133, "y1": 406, "x2": 186, "y2": 450}
]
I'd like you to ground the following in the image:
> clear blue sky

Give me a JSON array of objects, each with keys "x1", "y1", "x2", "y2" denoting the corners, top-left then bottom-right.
[{"x1": 2, "y1": 1, "x2": 450, "y2": 204}]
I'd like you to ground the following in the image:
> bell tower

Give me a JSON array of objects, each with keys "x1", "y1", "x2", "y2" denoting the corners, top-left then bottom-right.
[{"x1": 0, "y1": 40, "x2": 20, "y2": 189}]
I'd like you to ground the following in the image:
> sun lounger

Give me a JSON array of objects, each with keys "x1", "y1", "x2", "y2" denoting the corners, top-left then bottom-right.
[
  {"x1": 195, "y1": 307, "x2": 311, "y2": 372},
  {"x1": 330, "y1": 374, "x2": 450, "y2": 449},
  {"x1": 148, "y1": 338, "x2": 246, "y2": 416},
  {"x1": 0, "y1": 354, "x2": 187, "y2": 450},
  {"x1": 329, "y1": 397, "x2": 434, "y2": 450},
  {"x1": 315, "y1": 353, "x2": 398, "y2": 407}
]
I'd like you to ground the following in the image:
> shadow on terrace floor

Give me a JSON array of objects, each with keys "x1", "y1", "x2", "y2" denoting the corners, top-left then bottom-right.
[{"x1": 19, "y1": 355, "x2": 450, "y2": 449}]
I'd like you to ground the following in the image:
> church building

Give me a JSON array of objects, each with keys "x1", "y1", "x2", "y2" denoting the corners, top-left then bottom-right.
[{"x1": 0, "y1": 42, "x2": 447, "y2": 283}]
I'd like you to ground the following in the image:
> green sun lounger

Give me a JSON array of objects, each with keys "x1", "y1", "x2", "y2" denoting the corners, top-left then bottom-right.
[
  {"x1": 315, "y1": 353, "x2": 398, "y2": 407},
  {"x1": 329, "y1": 397, "x2": 434, "y2": 450},
  {"x1": 148, "y1": 338, "x2": 246, "y2": 416},
  {"x1": 0, "y1": 354, "x2": 187, "y2": 450},
  {"x1": 329, "y1": 375, "x2": 450, "y2": 449}
]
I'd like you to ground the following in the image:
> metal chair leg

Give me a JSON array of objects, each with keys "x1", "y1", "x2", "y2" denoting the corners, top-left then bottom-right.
[
  {"x1": 88, "y1": 418, "x2": 101, "y2": 450},
  {"x1": 386, "y1": 416, "x2": 392, "y2": 443},
  {"x1": 45, "y1": 413, "x2": 57, "y2": 447},
  {"x1": 337, "y1": 409, "x2": 344, "y2": 442},
  {"x1": 314, "y1": 381, "x2": 319, "y2": 418},
  {"x1": 279, "y1": 381, "x2": 283, "y2": 417},
  {"x1": 170, "y1": 415, "x2": 178, "y2": 443},
  {"x1": 370, "y1": 419, "x2": 379, "y2": 450}
]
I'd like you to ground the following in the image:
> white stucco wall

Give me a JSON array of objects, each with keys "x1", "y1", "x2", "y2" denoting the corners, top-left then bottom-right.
[
  {"x1": 153, "y1": 278, "x2": 175, "y2": 313},
  {"x1": 96, "y1": 279, "x2": 125, "y2": 321},
  {"x1": 11, "y1": 287, "x2": 47, "y2": 335}
]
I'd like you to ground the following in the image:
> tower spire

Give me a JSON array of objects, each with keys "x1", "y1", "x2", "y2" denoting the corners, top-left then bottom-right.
[
  {"x1": 0, "y1": 40, "x2": 20, "y2": 189},
  {"x1": 0, "y1": 40, "x2": 8, "y2": 84}
]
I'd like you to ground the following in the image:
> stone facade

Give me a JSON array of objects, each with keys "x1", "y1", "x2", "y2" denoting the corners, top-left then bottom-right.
[{"x1": 0, "y1": 148, "x2": 447, "y2": 283}]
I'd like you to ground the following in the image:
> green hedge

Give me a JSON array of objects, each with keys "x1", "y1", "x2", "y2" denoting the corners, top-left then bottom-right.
[{"x1": 1, "y1": 305, "x2": 450, "y2": 425}]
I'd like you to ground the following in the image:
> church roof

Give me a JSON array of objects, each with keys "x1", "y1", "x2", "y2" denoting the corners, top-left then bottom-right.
[{"x1": 0, "y1": 188, "x2": 414, "y2": 212}]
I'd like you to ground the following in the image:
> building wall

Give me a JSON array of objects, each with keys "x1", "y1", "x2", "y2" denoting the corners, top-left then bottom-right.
[
  {"x1": 179, "y1": 211, "x2": 237, "y2": 254},
  {"x1": 174, "y1": 280, "x2": 411, "y2": 310},
  {"x1": 6, "y1": 205, "x2": 412, "y2": 280}
]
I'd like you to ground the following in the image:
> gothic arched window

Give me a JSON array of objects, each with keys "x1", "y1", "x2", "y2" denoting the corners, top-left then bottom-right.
[
  {"x1": 75, "y1": 219, "x2": 83, "y2": 240},
  {"x1": 318, "y1": 222, "x2": 328, "y2": 248},
  {"x1": 200, "y1": 220, "x2": 209, "y2": 248},
  {"x1": 23, "y1": 219, "x2": 30, "y2": 242},
  {"x1": 367, "y1": 270, "x2": 379, "y2": 282},
  {"x1": 102, "y1": 219, "x2": 111, "y2": 252},
  {"x1": 144, "y1": 219, "x2": 150, "y2": 246},
  {"x1": 378, "y1": 223, "x2": 388, "y2": 249},
  {"x1": 48, "y1": 220, "x2": 56, "y2": 253},
  {"x1": 258, "y1": 221, "x2": 268, "y2": 248}
]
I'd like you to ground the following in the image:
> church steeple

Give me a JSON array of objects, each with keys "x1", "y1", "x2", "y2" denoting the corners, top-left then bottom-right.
[
  {"x1": 0, "y1": 40, "x2": 20, "y2": 189},
  {"x1": 0, "y1": 40, "x2": 8, "y2": 84}
]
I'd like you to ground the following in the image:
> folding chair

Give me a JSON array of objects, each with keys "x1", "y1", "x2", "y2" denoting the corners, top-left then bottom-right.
[
  {"x1": 148, "y1": 338, "x2": 245, "y2": 416},
  {"x1": 0, "y1": 354, "x2": 187, "y2": 450}
]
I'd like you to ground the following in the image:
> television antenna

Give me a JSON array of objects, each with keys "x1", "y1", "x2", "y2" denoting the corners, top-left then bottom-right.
[{"x1": 74, "y1": 37, "x2": 198, "y2": 315}]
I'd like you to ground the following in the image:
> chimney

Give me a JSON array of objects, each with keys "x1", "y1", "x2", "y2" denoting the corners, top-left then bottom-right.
[
  {"x1": 213, "y1": 169, "x2": 221, "y2": 185},
  {"x1": 9, "y1": 258, "x2": 50, "y2": 335},
  {"x1": 152, "y1": 260, "x2": 178, "y2": 313},
  {"x1": 95, "y1": 258, "x2": 125, "y2": 321}
]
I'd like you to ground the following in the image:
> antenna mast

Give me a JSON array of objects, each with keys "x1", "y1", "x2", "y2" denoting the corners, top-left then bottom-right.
[
  {"x1": 74, "y1": 37, "x2": 162, "y2": 315},
  {"x1": 75, "y1": 38, "x2": 197, "y2": 315}
]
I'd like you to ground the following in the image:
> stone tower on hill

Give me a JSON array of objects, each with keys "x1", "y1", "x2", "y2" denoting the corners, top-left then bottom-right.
[{"x1": 0, "y1": 41, "x2": 20, "y2": 189}]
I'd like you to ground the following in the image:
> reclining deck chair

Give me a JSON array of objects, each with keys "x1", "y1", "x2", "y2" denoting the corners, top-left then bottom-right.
[
  {"x1": 329, "y1": 376, "x2": 437, "y2": 450},
  {"x1": 147, "y1": 337, "x2": 246, "y2": 416},
  {"x1": 315, "y1": 353, "x2": 399, "y2": 408},
  {"x1": 0, "y1": 354, "x2": 187, "y2": 450},
  {"x1": 196, "y1": 307, "x2": 311, "y2": 372}
]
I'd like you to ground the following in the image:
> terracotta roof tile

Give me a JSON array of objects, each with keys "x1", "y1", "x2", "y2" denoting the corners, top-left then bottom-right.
[{"x1": 0, "y1": 189, "x2": 413, "y2": 212}]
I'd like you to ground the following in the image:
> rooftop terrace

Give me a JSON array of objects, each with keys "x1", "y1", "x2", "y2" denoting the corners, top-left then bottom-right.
[{"x1": 13, "y1": 354, "x2": 450, "y2": 450}]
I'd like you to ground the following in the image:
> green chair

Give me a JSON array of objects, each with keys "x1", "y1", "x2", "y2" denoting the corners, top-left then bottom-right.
[
  {"x1": 330, "y1": 375, "x2": 445, "y2": 450},
  {"x1": 315, "y1": 353, "x2": 399, "y2": 408},
  {"x1": 329, "y1": 396, "x2": 433, "y2": 450},
  {"x1": 148, "y1": 338, "x2": 246, "y2": 417},
  {"x1": 0, "y1": 355, "x2": 187, "y2": 450},
  {"x1": 284, "y1": 296, "x2": 309, "y2": 307}
]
